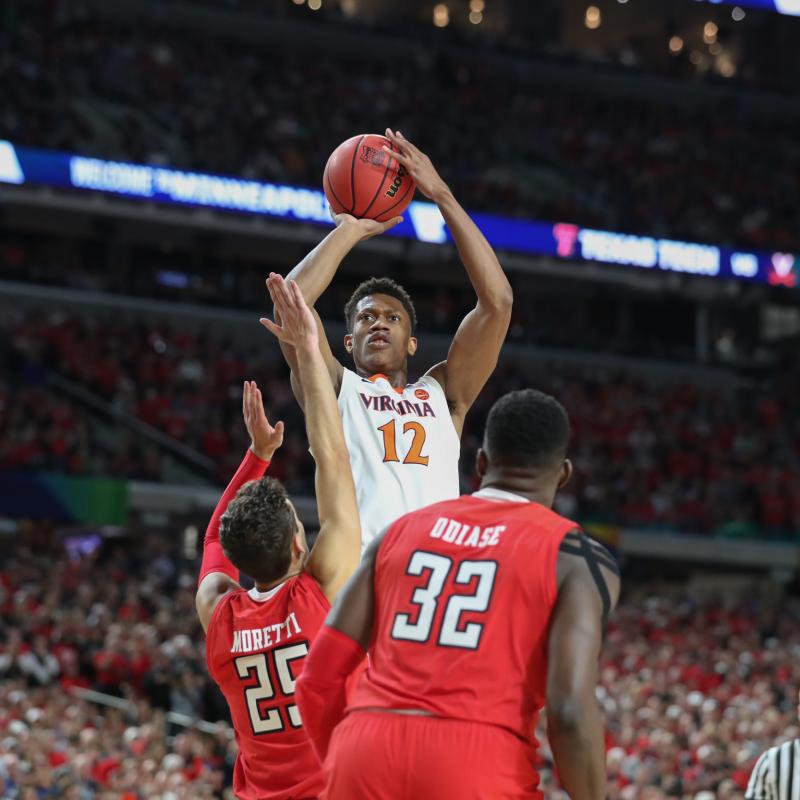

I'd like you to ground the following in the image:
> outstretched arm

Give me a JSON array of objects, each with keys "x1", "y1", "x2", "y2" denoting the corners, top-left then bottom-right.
[
  {"x1": 546, "y1": 531, "x2": 620, "y2": 800},
  {"x1": 277, "y1": 214, "x2": 403, "y2": 402},
  {"x1": 195, "y1": 381, "x2": 284, "y2": 631},
  {"x1": 261, "y1": 275, "x2": 361, "y2": 602},
  {"x1": 383, "y1": 129, "x2": 512, "y2": 434}
]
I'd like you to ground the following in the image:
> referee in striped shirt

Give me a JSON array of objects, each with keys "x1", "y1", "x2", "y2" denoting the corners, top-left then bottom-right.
[{"x1": 746, "y1": 738, "x2": 800, "y2": 800}]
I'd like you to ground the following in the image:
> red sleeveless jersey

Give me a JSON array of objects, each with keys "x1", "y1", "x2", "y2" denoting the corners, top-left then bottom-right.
[
  {"x1": 350, "y1": 489, "x2": 576, "y2": 754},
  {"x1": 206, "y1": 571, "x2": 329, "y2": 800}
]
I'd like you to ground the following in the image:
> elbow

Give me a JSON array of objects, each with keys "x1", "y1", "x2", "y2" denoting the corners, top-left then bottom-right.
[
  {"x1": 482, "y1": 285, "x2": 513, "y2": 316},
  {"x1": 546, "y1": 695, "x2": 585, "y2": 733}
]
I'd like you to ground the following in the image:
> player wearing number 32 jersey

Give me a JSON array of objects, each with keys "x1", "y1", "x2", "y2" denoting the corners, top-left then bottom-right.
[
  {"x1": 297, "y1": 389, "x2": 621, "y2": 800},
  {"x1": 196, "y1": 277, "x2": 361, "y2": 800},
  {"x1": 276, "y1": 129, "x2": 513, "y2": 546}
]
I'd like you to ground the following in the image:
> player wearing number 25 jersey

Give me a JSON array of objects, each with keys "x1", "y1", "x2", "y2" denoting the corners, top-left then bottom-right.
[
  {"x1": 276, "y1": 130, "x2": 513, "y2": 546},
  {"x1": 195, "y1": 277, "x2": 361, "y2": 800},
  {"x1": 297, "y1": 389, "x2": 621, "y2": 800}
]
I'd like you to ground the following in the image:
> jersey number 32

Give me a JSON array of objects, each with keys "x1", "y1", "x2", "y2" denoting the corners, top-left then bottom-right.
[{"x1": 392, "y1": 551, "x2": 497, "y2": 650}]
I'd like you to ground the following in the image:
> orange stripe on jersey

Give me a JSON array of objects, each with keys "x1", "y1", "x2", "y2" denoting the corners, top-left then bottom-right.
[{"x1": 368, "y1": 373, "x2": 406, "y2": 395}]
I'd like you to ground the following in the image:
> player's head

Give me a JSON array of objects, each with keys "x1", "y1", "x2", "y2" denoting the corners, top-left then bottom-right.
[
  {"x1": 219, "y1": 477, "x2": 308, "y2": 586},
  {"x1": 344, "y1": 278, "x2": 418, "y2": 375},
  {"x1": 476, "y1": 389, "x2": 572, "y2": 506}
]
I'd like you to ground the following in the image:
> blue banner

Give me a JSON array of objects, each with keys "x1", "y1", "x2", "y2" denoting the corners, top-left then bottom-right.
[
  {"x1": 693, "y1": 0, "x2": 800, "y2": 15},
  {"x1": 0, "y1": 141, "x2": 796, "y2": 289}
]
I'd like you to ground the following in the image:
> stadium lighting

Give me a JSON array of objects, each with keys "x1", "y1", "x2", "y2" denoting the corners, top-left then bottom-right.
[
  {"x1": 617, "y1": 0, "x2": 629, "y2": 4},
  {"x1": 292, "y1": 0, "x2": 305, "y2": 4},
  {"x1": 709, "y1": 41, "x2": 723, "y2": 55},
  {"x1": 433, "y1": 3, "x2": 449, "y2": 26},
  {"x1": 585, "y1": 6, "x2": 602, "y2": 28},
  {"x1": 669, "y1": 36, "x2": 684, "y2": 53},
  {"x1": 703, "y1": 21, "x2": 718, "y2": 42},
  {"x1": 469, "y1": 10, "x2": 483, "y2": 23},
  {"x1": 718, "y1": 56, "x2": 737, "y2": 76},
  {"x1": 469, "y1": 0, "x2": 485, "y2": 11},
  {"x1": 731, "y1": 5, "x2": 746, "y2": 20},
  {"x1": 308, "y1": 0, "x2": 321, "y2": 8}
]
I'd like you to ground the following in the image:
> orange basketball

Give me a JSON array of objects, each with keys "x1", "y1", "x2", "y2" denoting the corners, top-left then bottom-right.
[{"x1": 323, "y1": 134, "x2": 416, "y2": 222}]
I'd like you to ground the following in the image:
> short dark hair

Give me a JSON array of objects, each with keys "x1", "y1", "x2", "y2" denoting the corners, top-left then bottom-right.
[
  {"x1": 344, "y1": 277, "x2": 417, "y2": 333},
  {"x1": 219, "y1": 477, "x2": 296, "y2": 584},
  {"x1": 484, "y1": 389, "x2": 570, "y2": 469}
]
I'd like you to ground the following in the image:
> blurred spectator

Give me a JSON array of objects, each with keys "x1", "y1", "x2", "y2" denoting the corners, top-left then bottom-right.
[{"x1": 1, "y1": 4, "x2": 799, "y2": 250}]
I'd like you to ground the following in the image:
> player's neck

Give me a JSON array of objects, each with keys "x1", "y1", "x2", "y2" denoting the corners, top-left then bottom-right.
[
  {"x1": 478, "y1": 472, "x2": 555, "y2": 508},
  {"x1": 254, "y1": 569, "x2": 302, "y2": 593},
  {"x1": 355, "y1": 365, "x2": 408, "y2": 388}
]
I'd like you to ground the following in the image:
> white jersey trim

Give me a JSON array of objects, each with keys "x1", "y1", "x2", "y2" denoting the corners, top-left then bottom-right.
[
  {"x1": 247, "y1": 581, "x2": 288, "y2": 603},
  {"x1": 472, "y1": 487, "x2": 530, "y2": 504}
]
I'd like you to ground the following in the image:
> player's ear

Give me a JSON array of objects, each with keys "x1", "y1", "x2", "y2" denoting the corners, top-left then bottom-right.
[
  {"x1": 344, "y1": 333, "x2": 353, "y2": 353},
  {"x1": 475, "y1": 448, "x2": 488, "y2": 478},
  {"x1": 407, "y1": 336, "x2": 417, "y2": 356},
  {"x1": 292, "y1": 531, "x2": 306, "y2": 558},
  {"x1": 557, "y1": 459, "x2": 573, "y2": 489}
]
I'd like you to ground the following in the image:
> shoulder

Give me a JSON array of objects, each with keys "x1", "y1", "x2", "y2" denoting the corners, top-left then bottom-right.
[
  {"x1": 556, "y1": 528, "x2": 620, "y2": 624},
  {"x1": 296, "y1": 570, "x2": 333, "y2": 612},
  {"x1": 746, "y1": 746, "x2": 780, "y2": 798},
  {"x1": 205, "y1": 588, "x2": 240, "y2": 639}
]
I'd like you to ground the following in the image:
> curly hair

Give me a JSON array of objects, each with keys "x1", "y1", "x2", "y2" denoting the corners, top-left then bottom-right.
[
  {"x1": 219, "y1": 477, "x2": 297, "y2": 584},
  {"x1": 484, "y1": 389, "x2": 571, "y2": 469},
  {"x1": 343, "y1": 277, "x2": 417, "y2": 333}
]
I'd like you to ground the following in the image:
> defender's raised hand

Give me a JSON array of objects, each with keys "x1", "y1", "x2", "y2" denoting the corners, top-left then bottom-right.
[
  {"x1": 242, "y1": 379, "x2": 284, "y2": 461},
  {"x1": 260, "y1": 274, "x2": 319, "y2": 351},
  {"x1": 382, "y1": 129, "x2": 449, "y2": 203}
]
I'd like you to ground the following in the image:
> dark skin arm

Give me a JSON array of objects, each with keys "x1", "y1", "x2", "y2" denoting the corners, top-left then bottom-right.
[
  {"x1": 546, "y1": 533, "x2": 620, "y2": 800},
  {"x1": 276, "y1": 216, "x2": 402, "y2": 404},
  {"x1": 383, "y1": 130, "x2": 513, "y2": 434}
]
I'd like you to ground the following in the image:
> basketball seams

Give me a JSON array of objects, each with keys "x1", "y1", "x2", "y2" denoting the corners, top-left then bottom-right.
[
  {"x1": 374, "y1": 173, "x2": 415, "y2": 222},
  {"x1": 349, "y1": 135, "x2": 366, "y2": 216},
  {"x1": 358, "y1": 143, "x2": 399, "y2": 219},
  {"x1": 323, "y1": 164, "x2": 349, "y2": 216}
]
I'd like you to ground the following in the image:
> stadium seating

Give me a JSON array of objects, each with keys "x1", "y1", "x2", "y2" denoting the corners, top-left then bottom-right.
[
  {"x1": 3, "y1": 299, "x2": 796, "y2": 538},
  {"x1": 2, "y1": 4, "x2": 799, "y2": 250},
  {"x1": 1, "y1": 527, "x2": 794, "y2": 797}
]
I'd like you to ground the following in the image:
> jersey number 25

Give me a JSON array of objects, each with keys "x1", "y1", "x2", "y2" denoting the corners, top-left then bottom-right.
[
  {"x1": 392, "y1": 551, "x2": 497, "y2": 650},
  {"x1": 234, "y1": 642, "x2": 309, "y2": 735}
]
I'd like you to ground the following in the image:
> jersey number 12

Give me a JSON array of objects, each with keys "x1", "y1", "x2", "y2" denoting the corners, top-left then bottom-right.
[{"x1": 378, "y1": 420, "x2": 429, "y2": 466}]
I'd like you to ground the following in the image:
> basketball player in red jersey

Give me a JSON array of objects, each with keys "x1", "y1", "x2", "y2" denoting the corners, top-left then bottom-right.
[
  {"x1": 195, "y1": 276, "x2": 361, "y2": 800},
  {"x1": 296, "y1": 389, "x2": 621, "y2": 800},
  {"x1": 275, "y1": 129, "x2": 513, "y2": 547}
]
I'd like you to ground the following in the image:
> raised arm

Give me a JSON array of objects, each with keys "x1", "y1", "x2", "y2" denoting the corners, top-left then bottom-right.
[
  {"x1": 383, "y1": 129, "x2": 513, "y2": 434},
  {"x1": 277, "y1": 214, "x2": 403, "y2": 403},
  {"x1": 261, "y1": 275, "x2": 361, "y2": 602},
  {"x1": 195, "y1": 381, "x2": 284, "y2": 631},
  {"x1": 546, "y1": 531, "x2": 620, "y2": 800}
]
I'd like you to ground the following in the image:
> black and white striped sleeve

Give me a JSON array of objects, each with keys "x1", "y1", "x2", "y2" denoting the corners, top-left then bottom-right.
[
  {"x1": 746, "y1": 747, "x2": 776, "y2": 800},
  {"x1": 745, "y1": 741, "x2": 800, "y2": 800}
]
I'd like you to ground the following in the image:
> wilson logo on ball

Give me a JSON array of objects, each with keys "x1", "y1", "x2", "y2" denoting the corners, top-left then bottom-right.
[
  {"x1": 386, "y1": 165, "x2": 407, "y2": 198},
  {"x1": 360, "y1": 145, "x2": 386, "y2": 167}
]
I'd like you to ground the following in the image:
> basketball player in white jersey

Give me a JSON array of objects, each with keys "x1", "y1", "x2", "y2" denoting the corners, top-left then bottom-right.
[{"x1": 270, "y1": 129, "x2": 512, "y2": 547}]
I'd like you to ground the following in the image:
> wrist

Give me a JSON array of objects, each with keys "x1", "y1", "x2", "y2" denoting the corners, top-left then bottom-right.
[
  {"x1": 333, "y1": 221, "x2": 365, "y2": 244},
  {"x1": 249, "y1": 444, "x2": 274, "y2": 464},
  {"x1": 431, "y1": 183, "x2": 455, "y2": 207}
]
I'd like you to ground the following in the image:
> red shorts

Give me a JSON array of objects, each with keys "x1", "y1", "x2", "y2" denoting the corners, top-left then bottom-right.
[{"x1": 322, "y1": 711, "x2": 542, "y2": 800}]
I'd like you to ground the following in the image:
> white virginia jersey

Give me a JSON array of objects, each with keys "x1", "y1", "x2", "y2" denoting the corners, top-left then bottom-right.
[{"x1": 338, "y1": 368, "x2": 460, "y2": 548}]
